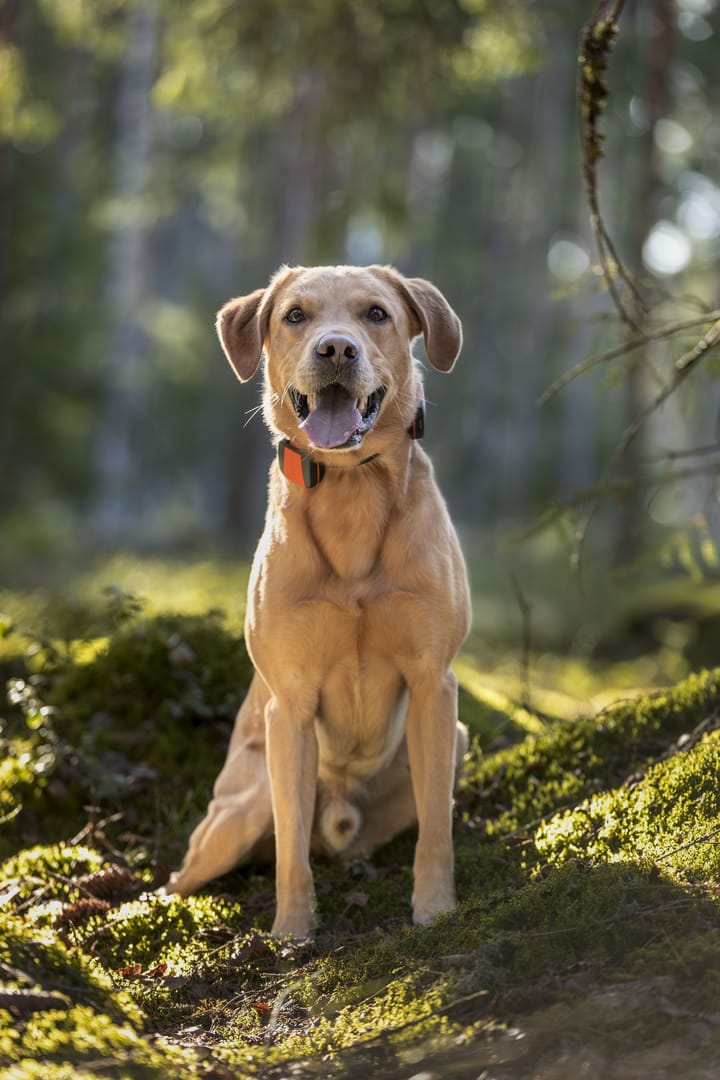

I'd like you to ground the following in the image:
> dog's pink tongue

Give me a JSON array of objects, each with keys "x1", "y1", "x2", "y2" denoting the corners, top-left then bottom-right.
[{"x1": 299, "y1": 385, "x2": 362, "y2": 449}]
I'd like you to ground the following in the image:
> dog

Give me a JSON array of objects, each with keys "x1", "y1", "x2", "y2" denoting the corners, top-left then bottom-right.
[{"x1": 166, "y1": 264, "x2": 471, "y2": 938}]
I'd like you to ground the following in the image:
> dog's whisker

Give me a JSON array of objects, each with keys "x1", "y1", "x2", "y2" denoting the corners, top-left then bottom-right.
[
  {"x1": 243, "y1": 403, "x2": 265, "y2": 428},
  {"x1": 391, "y1": 392, "x2": 415, "y2": 421}
]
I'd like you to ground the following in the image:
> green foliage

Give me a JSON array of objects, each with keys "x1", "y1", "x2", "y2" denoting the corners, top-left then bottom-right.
[
  {"x1": 0, "y1": 37, "x2": 58, "y2": 144},
  {"x1": 154, "y1": 0, "x2": 538, "y2": 123},
  {"x1": 0, "y1": 600, "x2": 252, "y2": 859},
  {"x1": 46, "y1": 608, "x2": 252, "y2": 730},
  {"x1": 88, "y1": 892, "x2": 245, "y2": 970},
  {"x1": 0, "y1": 902, "x2": 142, "y2": 1028},
  {"x1": 1, "y1": 842, "x2": 104, "y2": 902}
]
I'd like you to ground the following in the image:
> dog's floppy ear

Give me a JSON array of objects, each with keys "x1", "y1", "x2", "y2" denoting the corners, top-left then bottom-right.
[
  {"x1": 216, "y1": 288, "x2": 268, "y2": 382},
  {"x1": 393, "y1": 274, "x2": 463, "y2": 373}
]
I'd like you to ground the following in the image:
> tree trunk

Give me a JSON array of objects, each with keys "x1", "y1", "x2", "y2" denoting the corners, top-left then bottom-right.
[
  {"x1": 0, "y1": 0, "x2": 20, "y2": 301},
  {"x1": 446, "y1": 29, "x2": 575, "y2": 524},
  {"x1": 613, "y1": 0, "x2": 674, "y2": 565},
  {"x1": 495, "y1": 31, "x2": 575, "y2": 517},
  {"x1": 92, "y1": 1, "x2": 159, "y2": 540}
]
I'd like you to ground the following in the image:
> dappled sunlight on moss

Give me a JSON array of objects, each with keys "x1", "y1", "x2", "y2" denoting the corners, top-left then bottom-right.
[
  {"x1": 0, "y1": 738, "x2": 44, "y2": 820},
  {"x1": 0, "y1": 908, "x2": 143, "y2": 1031},
  {"x1": 1, "y1": 1004, "x2": 199, "y2": 1078},
  {"x1": 462, "y1": 668, "x2": 720, "y2": 837},
  {"x1": 455, "y1": 655, "x2": 547, "y2": 743},
  {"x1": 1, "y1": 844, "x2": 105, "y2": 903},
  {"x1": 536, "y1": 728, "x2": 720, "y2": 879},
  {"x1": 0, "y1": 609, "x2": 253, "y2": 863},
  {"x1": 90, "y1": 892, "x2": 247, "y2": 970},
  {"x1": 279, "y1": 973, "x2": 451, "y2": 1059}
]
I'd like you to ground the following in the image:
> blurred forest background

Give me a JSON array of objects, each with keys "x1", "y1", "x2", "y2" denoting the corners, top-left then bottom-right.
[{"x1": 1, "y1": 0, "x2": 719, "y2": 621}]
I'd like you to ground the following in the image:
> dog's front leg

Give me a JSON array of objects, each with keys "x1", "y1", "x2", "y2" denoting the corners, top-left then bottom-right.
[
  {"x1": 405, "y1": 670, "x2": 459, "y2": 925},
  {"x1": 265, "y1": 696, "x2": 319, "y2": 938}
]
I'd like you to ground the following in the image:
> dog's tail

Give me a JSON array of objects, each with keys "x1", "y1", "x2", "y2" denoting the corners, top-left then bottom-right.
[{"x1": 318, "y1": 796, "x2": 362, "y2": 854}]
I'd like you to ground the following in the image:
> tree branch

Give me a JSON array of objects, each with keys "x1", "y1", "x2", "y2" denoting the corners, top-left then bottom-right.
[
  {"x1": 578, "y1": 0, "x2": 646, "y2": 329},
  {"x1": 538, "y1": 309, "x2": 720, "y2": 408}
]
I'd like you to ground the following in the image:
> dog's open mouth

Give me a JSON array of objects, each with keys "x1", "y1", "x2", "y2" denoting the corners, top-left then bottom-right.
[{"x1": 289, "y1": 384, "x2": 386, "y2": 450}]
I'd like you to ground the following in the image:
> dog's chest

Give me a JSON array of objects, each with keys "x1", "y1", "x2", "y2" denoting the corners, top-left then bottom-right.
[{"x1": 307, "y1": 479, "x2": 391, "y2": 581}]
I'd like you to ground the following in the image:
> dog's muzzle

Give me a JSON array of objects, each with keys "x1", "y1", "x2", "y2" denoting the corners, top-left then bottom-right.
[{"x1": 289, "y1": 383, "x2": 386, "y2": 450}]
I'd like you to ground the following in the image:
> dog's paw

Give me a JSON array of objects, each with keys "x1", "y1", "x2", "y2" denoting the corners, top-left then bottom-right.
[
  {"x1": 412, "y1": 883, "x2": 456, "y2": 926},
  {"x1": 271, "y1": 912, "x2": 316, "y2": 940},
  {"x1": 271, "y1": 888, "x2": 317, "y2": 939},
  {"x1": 157, "y1": 870, "x2": 190, "y2": 898}
]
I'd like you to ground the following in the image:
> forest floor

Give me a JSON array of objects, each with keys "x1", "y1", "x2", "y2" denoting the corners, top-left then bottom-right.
[{"x1": 2, "y1": 556, "x2": 720, "y2": 1079}]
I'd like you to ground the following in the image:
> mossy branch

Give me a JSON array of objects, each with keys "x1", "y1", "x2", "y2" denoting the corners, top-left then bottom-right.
[
  {"x1": 537, "y1": 309, "x2": 720, "y2": 408},
  {"x1": 579, "y1": 0, "x2": 646, "y2": 330}
]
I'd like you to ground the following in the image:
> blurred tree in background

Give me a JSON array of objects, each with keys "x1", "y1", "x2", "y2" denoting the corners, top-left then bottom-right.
[{"x1": 1, "y1": 0, "x2": 719, "y2": 580}]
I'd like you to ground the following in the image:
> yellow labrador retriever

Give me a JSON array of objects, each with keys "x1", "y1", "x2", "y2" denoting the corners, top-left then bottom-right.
[{"x1": 167, "y1": 265, "x2": 470, "y2": 937}]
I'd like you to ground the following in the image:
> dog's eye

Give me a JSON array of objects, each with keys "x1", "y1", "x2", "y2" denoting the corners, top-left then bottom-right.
[
  {"x1": 285, "y1": 307, "x2": 306, "y2": 324},
  {"x1": 366, "y1": 306, "x2": 389, "y2": 323}
]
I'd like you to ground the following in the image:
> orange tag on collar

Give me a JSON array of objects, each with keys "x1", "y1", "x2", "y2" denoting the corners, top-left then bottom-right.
[{"x1": 277, "y1": 440, "x2": 325, "y2": 488}]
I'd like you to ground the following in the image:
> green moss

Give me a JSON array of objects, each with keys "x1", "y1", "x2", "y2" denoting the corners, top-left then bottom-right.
[
  {"x1": 268, "y1": 860, "x2": 719, "y2": 1076},
  {"x1": 455, "y1": 655, "x2": 546, "y2": 747},
  {"x1": 535, "y1": 727, "x2": 720, "y2": 879},
  {"x1": 87, "y1": 893, "x2": 248, "y2": 970},
  {"x1": 46, "y1": 611, "x2": 252, "y2": 733},
  {"x1": 0, "y1": 612, "x2": 253, "y2": 860},
  {"x1": 463, "y1": 668, "x2": 720, "y2": 836},
  {"x1": 628, "y1": 927, "x2": 720, "y2": 990},
  {"x1": 0, "y1": 843, "x2": 105, "y2": 902},
  {"x1": 279, "y1": 971, "x2": 451, "y2": 1059},
  {"x1": 0, "y1": 738, "x2": 43, "y2": 819},
  {"x1": 0, "y1": 908, "x2": 141, "y2": 1028},
  {"x1": 0, "y1": 1005, "x2": 199, "y2": 1078},
  {"x1": 3, "y1": 591, "x2": 720, "y2": 1077}
]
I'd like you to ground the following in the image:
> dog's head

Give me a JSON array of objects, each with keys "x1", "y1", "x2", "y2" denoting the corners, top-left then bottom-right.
[{"x1": 216, "y1": 265, "x2": 462, "y2": 457}]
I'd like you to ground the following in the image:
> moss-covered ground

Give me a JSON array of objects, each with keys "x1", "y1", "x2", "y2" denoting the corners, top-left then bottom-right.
[{"x1": 2, "y1": 559, "x2": 720, "y2": 1077}]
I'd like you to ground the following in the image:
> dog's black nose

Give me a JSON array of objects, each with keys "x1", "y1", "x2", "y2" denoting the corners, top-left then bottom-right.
[{"x1": 315, "y1": 333, "x2": 359, "y2": 364}]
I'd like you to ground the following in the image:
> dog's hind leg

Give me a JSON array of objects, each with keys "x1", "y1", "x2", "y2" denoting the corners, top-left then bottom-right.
[
  {"x1": 164, "y1": 676, "x2": 273, "y2": 896},
  {"x1": 164, "y1": 750, "x2": 273, "y2": 896}
]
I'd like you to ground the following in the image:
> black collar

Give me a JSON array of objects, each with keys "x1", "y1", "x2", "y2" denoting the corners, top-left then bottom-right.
[{"x1": 278, "y1": 394, "x2": 426, "y2": 489}]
